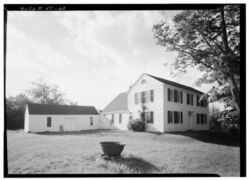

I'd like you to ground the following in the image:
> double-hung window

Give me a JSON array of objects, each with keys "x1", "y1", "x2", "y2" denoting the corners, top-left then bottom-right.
[
  {"x1": 135, "y1": 93, "x2": 138, "y2": 104},
  {"x1": 150, "y1": 90, "x2": 154, "y2": 102},
  {"x1": 177, "y1": 91, "x2": 183, "y2": 103},
  {"x1": 111, "y1": 114, "x2": 114, "y2": 124},
  {"x1": 200, "y1": 99, "x2": 207, "y2": 107},
  {"x1": 168, "y1": 88, "x2": 182, "y2": 104},
  {"x1": 187, "y1": 93, "x2": 193, "y2": 105},
  {"x1": 119, "y1": 114, "x2": 122, "y2": 123},
  {"x1": 197, "y1": 114, "x2": 200, "y2": 124},
  {"x1": 168, "y1": 111, "x2": 173, "y2": 124},
  {"x1": 168, "y1": 88, "x2": 173, "y2": 101},
  {"x1": 141, "y1": 91, "x2": 146, "y2": 103},
  {"x1": 197, "y1": 114, "x2": 207, "y2": 124},
  {"x1": 47, "y1": 117, "x2": 51, "y2": 127},
  {"x1": 168, "y1": 111, "x2": 183, "y2": 124},
  {"x1": 90, "y1": 117, "x2": 93, "y2": 126},
  {"x1": 197, "y1": 96, "x2": 200, "y2": 106},
  {"x1": 145, "y1": 111, "x2": 154, "y2": 123}
]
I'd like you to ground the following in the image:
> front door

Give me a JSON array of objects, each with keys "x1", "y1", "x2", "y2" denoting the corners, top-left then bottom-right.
[{"x1": 69, "y1": 119, "x2": 76, "y2": 131}]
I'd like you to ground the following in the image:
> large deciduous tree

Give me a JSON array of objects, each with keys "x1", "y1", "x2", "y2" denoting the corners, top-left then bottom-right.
[
  {"x1": 26, "y1": 78, "x2": 65, "y2": 105},
  {"x1": 153, "y1": 5, "x2": 240, "y2": 112}
]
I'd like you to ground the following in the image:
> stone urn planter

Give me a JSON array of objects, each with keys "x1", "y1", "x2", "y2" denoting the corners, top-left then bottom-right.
[{"x1": 100, "y1": 141, "x2": 125, "y2": 157}]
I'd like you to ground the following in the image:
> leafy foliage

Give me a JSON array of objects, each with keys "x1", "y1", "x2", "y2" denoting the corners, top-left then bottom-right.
[
  {"x1": 209, "y1": 103, "x2": 240, "y2": 135},
  {"x1": 26, "y1": 78, "x2": 65, "y2": 105},
  {"x1": 127, "y1": 119, "x2": 145, "y2": 132},
  {"x1": 6, "y1": 93, "x2": 31, "y2": 129},
  {"x1": 153, "y1": 5, "x2": 240, "y2": 112},
  {"x1": 215, "y1": 109, "x2": 240, "y2": 135},
  {"x1": 209, "y1": 104, "x2": 222, "y2": 131}
]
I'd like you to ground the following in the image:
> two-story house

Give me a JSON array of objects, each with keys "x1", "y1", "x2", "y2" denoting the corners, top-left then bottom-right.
[{"x1": 101, "y1": 73, "x2": 209, "y2": 132}]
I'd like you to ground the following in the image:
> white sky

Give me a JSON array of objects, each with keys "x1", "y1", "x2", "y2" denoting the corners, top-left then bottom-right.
[{"x1": 6, "y1": 10, "x2": 220, "y2": 110}]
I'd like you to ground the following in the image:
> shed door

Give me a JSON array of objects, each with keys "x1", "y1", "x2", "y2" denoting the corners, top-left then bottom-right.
[{"x1": 66, "y1": 119, "x2": 76, "y2": 131}]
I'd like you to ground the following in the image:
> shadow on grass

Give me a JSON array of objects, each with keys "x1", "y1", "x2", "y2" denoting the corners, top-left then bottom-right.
[
  {"x1": 34, "y1": 129, "x2": 121, "y2": 136},
  {"x1": 167, "y1": 130, "x2": 240, "y2": 147},
  {"x1": 145, "y1": 131, "x2": 165, "y2": 135},
  {"x1": 111, "y1": 155, "x2": 160, "y2": 173}
]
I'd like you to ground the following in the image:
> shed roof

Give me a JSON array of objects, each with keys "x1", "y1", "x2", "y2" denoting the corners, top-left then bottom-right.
[
  {"x1": 27, "y1": 103, "x2": 99, "y2": 115},
  {"x1": 146, "y1": 74, "x2": 204, "y2": 94},
  {"x1": 102, "y1": 92, "x2": 128, "y2": 113}
]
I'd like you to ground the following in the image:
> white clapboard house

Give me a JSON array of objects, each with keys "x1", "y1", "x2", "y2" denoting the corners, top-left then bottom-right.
[
  {"x1": 24, "y1": 103, "x2": 99, "y2": 133},
  {"x1": 101, "y1": 73, "x2": 209, "y2": 132}
]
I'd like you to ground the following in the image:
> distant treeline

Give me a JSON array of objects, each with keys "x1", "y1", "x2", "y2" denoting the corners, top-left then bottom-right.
[
  {"x1": 6, "y1": 94, "x2": 31, "y2": 130},
  {"x1": 6, "y1": 78, "x2": 77, "y2": 130}
]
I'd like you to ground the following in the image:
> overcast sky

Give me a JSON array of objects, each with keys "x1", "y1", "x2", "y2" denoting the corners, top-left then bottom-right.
[{"x1": 6, "y1": 10, "x2": 218, "y2": 110}]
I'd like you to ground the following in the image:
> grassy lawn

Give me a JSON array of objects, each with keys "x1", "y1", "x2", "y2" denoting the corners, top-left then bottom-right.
[{"x1": 7, "y1": 129, "x2": 240, "y2": 176}]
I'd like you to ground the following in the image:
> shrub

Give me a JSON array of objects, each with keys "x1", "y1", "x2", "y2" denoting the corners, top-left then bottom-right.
[
  {"x1": 209, "y1": 113, "x2": 222, "y2": 132},
  {"x1": 209, "y1": 104, "x2": 221, "y2": 131},
  {"x1": 127, "y1": 119, "x2": 145, "y2": 132},
  {"x1": 211, "y1": 109, "x2": 240, "y2": 135}
]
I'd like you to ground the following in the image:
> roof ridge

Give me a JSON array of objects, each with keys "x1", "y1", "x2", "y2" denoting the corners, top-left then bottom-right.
[
  {"x1": 145, "y1": 73, "x2": 204, "y2": 94},
  {"x1": 27, "y1": 103, "x2": 95, "y2": 108},
  {"x1": 27, "y1": 103, "x2": 99, "y2": 115}
]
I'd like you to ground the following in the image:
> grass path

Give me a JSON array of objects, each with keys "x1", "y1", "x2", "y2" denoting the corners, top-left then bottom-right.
[{"x1": 7, "y1": 129, "x2": 240, "y2": 176}]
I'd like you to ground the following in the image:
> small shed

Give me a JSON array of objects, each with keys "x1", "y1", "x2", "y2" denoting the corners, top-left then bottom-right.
[{"x1": 24, "y1": 103, "x2": 99, "y2": 133}]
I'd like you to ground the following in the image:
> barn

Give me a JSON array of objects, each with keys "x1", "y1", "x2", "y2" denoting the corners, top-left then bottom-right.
[{"x1": 24, "y1": 103, "x2": 100, "y2": 133}]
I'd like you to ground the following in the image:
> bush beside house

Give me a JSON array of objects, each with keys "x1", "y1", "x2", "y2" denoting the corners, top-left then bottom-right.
[
  {"x1": 127, "y1": 119, "x2": 145, "y2": 132},
  {"x1": 210, "y1": 108, "x2": 240, "y2": 135}
]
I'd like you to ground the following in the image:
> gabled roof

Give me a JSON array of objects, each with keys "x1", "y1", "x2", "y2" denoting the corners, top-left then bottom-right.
[
  {"x1": 27, "y1": 103, "x2": 99, "y2": 115},
  {"x1": 102, "y1": 92, "x2": 128, "y2": 113},
  {"x1": 146, "y1": 74, "x2": 204, "y2": 94}
]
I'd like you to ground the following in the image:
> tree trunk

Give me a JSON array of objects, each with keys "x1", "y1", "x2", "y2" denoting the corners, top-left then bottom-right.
[
  {"x1": 228, "y1": 75, "x2": 240, "y2": 112},
  {"x1": 220, "y1": 5, "x2": 233, "y2": 55},
  {"x1": 220, "y1": 5, "x2": 240, "y2": 112}
]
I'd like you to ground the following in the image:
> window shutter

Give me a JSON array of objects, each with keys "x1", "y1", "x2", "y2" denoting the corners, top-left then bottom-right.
[
  {"x1": 150, "y1": 111, "x2": 154, "y2": 123},
  {"x1": 197, "y1": 114, "x2": 200, "y2": 124},
  {"x1": 168, "y1": 111, "x2": 170, "y2": 123},
  {"x1": 168, "y1": 88, "x2": 171, "y2": 101},
  {"x1": 187, "y1": 93, "x2": 189, "y2": 105},
  {"x1": 204, "y1": 114, "x2": 207, "y2": 124},
  {"x1": 181, "y1": 112, "x2": 183, "y2": 124},
  {"x1": 181, "y1": 92, "x2": 183, "y2": 104},
  {"x1": 191, "y1": 94, "x2": 193, "y2": 105}
]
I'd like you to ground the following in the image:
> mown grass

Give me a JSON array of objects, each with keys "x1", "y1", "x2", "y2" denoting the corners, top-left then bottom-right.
[{"x1": 7, "y1": 129, "x2": 240, "y2": 176}]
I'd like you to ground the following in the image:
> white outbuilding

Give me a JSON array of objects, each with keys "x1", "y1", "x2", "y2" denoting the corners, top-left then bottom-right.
[{"x1": 24, "y1": 103, "x2": 100, "y2": 133}]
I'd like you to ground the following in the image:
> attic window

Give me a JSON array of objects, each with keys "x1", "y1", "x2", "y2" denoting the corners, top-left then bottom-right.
[{"x1": 141, "y1": 79, "x2": 146, "y2": 84}]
